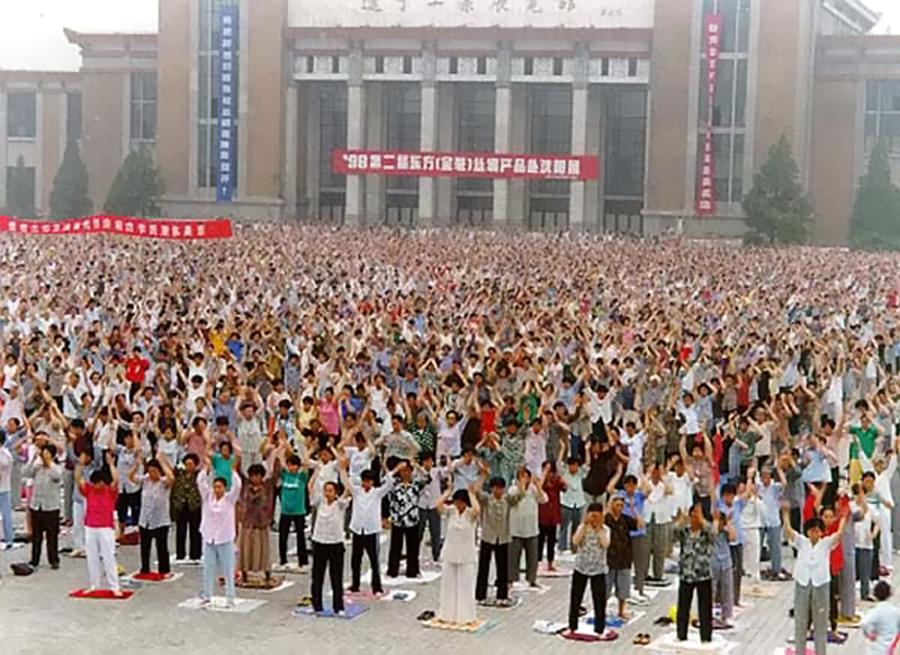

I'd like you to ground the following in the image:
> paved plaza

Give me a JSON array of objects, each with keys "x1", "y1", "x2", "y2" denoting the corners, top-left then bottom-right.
[{"x1": 0, "y1": 509, "x2": 888, "y2": 655}]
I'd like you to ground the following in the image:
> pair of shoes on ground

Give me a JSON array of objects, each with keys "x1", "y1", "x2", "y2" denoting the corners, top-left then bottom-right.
[{"x1": 632, "y1": 633, "x2": 651, "y2": 645}]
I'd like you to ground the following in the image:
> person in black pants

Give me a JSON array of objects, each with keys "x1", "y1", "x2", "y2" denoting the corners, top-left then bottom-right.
[
  {"x1": 134, "y1": 457, "x2": 175, "y2": 575},
  {"x1": 171, "y1": 454, "x2": 202, "y2": 562},
  {"x1": 26, "y1": 443, "x2": 63, "y2": 569},
  {"x1": 309, "y1": 466, "x2": 351, "y2": 614},
  {"x1": 475, "y1": 477, "x2": 512, "y2": 605},
  {"x1": 565, "y1": 503, "x2": 611, "y2": 638},
  {"x1": 674, "y1": 501, "x2": 715, "y2": 643},
  {"x1": 386, "y1": 462, "x2": 425, "y2": 578}
]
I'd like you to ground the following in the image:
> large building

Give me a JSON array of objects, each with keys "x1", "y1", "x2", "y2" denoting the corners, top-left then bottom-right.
[{"x1": 0, "y1": 0, "x2": 894, "y2": 243}]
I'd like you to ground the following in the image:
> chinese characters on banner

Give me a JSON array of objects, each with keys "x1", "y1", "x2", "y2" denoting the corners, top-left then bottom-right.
[
  {"x1": 216, "y1": 5, "x2": 238, "y2": 203},
  {"x1": 0, "y1": 216, "x2": 233, "y2": 240},
  {"x1": 696, "y1": 12, "x2": 721, "y2": 217},
  {"x1": 332, "y1": 149, "x2": 600, "y2": 181}
]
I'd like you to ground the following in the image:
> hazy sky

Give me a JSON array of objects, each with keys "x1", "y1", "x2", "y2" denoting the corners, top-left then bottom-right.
[{"x1": 0, "y1": 0, "x2": 898, "y2": 71}]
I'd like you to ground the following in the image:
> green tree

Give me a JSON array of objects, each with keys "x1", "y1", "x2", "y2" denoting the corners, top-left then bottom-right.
[
  {"x1": 49, "y1": 140, "x2": 92, "y2": 218},
  {"x1": 742, "y1": 136, "x2": 813, "y2": 245},
  {"x1": 103, "y1": 147, "x2": 164, "y2": 217},
  {"x1": 5, "y1": 155, "x2": 35, "y2": 217},
  {"x1": 849, "y1": 140, "x2": 900, "y2": 250}
]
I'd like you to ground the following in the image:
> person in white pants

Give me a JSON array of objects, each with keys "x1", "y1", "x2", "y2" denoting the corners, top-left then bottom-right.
[
  {"x1": 740, "y1": 479, "x2": 763, "y2": 583},
  {"x1": 436, "y1": 486, "x2": 481, "y2": 626},
  {"x1": 874, "y1": 454, "x2": 897, "y2": 570},
  {"x1": 76, "y1": 452, "x2": 123, "y2": 596}
]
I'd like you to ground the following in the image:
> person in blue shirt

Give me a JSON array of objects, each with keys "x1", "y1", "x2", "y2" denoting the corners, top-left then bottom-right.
[
  {"x1": 711, "y1": 508, "x2": 736, "y2": 629},
  {"x1": 758, "y1": 467, "x2": 787, "y2": 580},
  {"x1": 718, "y1": 482, "x2": 745, "y2": 606},
  {"x1": 610, "y1": 471, "x2": 649, "y2": 603}
]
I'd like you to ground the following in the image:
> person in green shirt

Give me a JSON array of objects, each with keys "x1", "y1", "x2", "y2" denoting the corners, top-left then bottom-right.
[
  {"x1": 211, "y1": 441, "x2": 237, "y2": 490},
  {"x1": 277, "y1": 452, "x2": 310, "y2": 571},
  {"x1": 850, "y1": 414, "x2": 881, "y2": 484}
]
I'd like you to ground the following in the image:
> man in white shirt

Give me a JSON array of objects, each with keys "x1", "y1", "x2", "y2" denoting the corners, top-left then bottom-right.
[
  {"x1": 783, "y1": 507, "x2": 847, "y2": 655},
  {"x1": 348, "y1": 466, "x2": 397, "y2": 594}
]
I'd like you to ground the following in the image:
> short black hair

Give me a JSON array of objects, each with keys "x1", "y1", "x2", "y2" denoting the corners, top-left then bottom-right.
[
  {"x1": 489, "y1": 476, "x2": 506, "y2": 489},
  {"x1": 145, "y1": 459, "x2": 162, "y2": 474},
  {"x1": 286, "y1": 455, "x2": 302, "y2": 467},
  {"x1": 213, "y1": 476, "x2": 228, "y2": 487},
  {"x1": 215, "y1": 416, "x2": 229, "y2": 426},
  {"x1": 874, "y1": 580, "x2": 892, "y2": 602},
  {"x1": 622, "y1": 474, "x2": 638, "y2": 486},
  {"x1": 803, "y1": 517, "x2": 825, "y2": 534},
  {"x1": 566, "y1": 456, "x2": 582, "y2": 466},
  {"x1": 587, "y1": 502, "x2": 604, "y2": 513},
  {"x1": 721, "y1": 483, "x2": 737, "y2": 495},
  {"x1": 42, "y1": 443, "x2": 57, "y2": 458},
  {"x1": 863, "y1": 471, "x2": 876, "y2": 481},
  {"x1": 247, "y1": 463, "x2": 266, "y2": 478},
  {"x1": 360, "y1": 470, "x2": 376, "y2": 483}
]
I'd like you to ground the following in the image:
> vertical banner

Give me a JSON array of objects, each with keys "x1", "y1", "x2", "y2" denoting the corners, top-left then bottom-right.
[
  {"x1": 216, "y1": 4, "x2": 238, "y2": 203},
  {"x1": 696, "y1": 12, "x2": 721, "y2": 216}
]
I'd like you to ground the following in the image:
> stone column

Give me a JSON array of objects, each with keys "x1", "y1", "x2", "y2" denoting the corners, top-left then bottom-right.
[
  {"x1": 305, "y1": 85, "x2": 320, "y2": 218},
  {"x1": 364, "y1": 82, "x2": 385, "y2": 224},
  {"x1": 569, "y1": 44, "x2": 589, "y2": 232},
  {"x1": 283, "y1": 84, "x2": 299, "y2": 220},
  {"x1": 345, "y1": 47, "x2": 365, "y2": 228},
  {"x1": 435, "y1": 82, "x2": 455, "y2": 226},
  {"x1": 493, "y1": 44, "x2": 512, "y2": 230},
  {"x1": 418, "y1": 47, "x2": 438, "y2": 227}
]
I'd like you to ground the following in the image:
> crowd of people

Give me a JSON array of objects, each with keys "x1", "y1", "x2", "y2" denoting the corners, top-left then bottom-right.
[{"x1": 2, "y1": 227, "x2": 900, "y2": 651}]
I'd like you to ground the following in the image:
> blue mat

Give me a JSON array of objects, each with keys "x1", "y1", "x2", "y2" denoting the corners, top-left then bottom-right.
[{"x1": 293, "y1": 602, "x2": 368, "y2": 620}]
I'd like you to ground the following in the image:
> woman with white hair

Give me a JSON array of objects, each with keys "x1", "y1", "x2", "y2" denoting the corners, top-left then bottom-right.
[{"x1": 435, "y1": 479, "x2": 481, "y2": 627}]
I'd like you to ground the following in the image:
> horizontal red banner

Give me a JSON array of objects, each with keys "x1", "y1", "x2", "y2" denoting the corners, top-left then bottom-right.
[
  {"x1": 0, "y1": 215, "x2": 233, "y2": 239},
  {"x1": 332, "y1": 149, "x2": 600, "y2": 181}
]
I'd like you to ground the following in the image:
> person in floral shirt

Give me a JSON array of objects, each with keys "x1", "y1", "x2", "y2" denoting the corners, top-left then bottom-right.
[
  {"x1": 674, "y1": 501, "x2": 715, "y2": 643},
  {"x1": 170, "y1": 453, "x2": 202, "y2": 563},
  {"x1": 386, "y1": 461, "x2": 428, "y2": 578}
]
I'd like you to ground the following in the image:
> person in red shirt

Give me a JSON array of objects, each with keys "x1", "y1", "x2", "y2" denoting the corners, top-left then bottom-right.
[
  {"x1": 75, "y1": 451, "x2": 123, "y2": 596},
  {"x1": 124, "y1": 347, "x2": 150, "y2": 401},
  {"x1": 538, "y1": 460, "x2": 564, "y2": 572}
]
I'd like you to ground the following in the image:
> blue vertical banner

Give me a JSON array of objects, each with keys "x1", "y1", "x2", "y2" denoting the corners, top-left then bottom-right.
[{"x1": 216, "y1": 4, "x2": 238, "y2": 203}]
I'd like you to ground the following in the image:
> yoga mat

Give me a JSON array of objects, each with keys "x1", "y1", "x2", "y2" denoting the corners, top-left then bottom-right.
[
  {"x1": 561, "y1": 629, "x2": 618, "y2": 642},
  {"x1": 744, "y1": 584, "x2": 778, "y2": 598},
  {"x1": 478, "y1": 596, "x2": 523, "y2": 610},
  {"x1": 69, "y1": 589, "x2": 134, "y2": 600},
  {"x1": 380, "y1": 569, "x2": 442, "y2": 587},
  {"x1": 537, "y1": 565, "x2": 573, "y2": 578},
  {"x1": 127, "y1": 571, "x2": 183, "y2": 583},
  {"x1": 646, "y1": 632, "x2": 739, "y2": 654},
  {"x1": 421, "y1": 618, "x2": 495, "y2": 634},
  {"x1": 293, "y1": 602, "x2": 368, "y2": 620},
  {"x1": 235, "y1": 575, "x2": 288, "y2": 591},
  {"x1": 272, "y1": 563, "x2": 308, "y2": 574},
  {"x1": 178, "y1": 597, "x2": 266, "y2": 613},
  {"x1": 510, "y1": 581, "x2": 551, "y2": 595}
]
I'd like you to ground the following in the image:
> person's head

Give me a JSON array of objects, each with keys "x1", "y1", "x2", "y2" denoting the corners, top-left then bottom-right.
[
  {"x1": 461, "y1": 447, "x2": 475, "y2": 464},
  {"x1": 874, "y1": 580, "x2": 893, "y2": 602},
  {"x1": 240, "y1": 403, "x2": 256, "y2": 419},
  {"x1": 566, "y1": 456, "x2": 582, "y2": 475},
  {"x1": 212, "y1": 476, "x2": 228, "y2": 499},
  {"x1": 323, "y1": 480, "x2": 339, "y2": 503},
  {"x1": 360, "y1": 469, "x2": 376, "y2": 491},
  {"x1": 804, "y1": 517, "x2": 825, "y2": 543},
  {"x1": 286, "y1": 455, "x2": 301, "y2": 474},
  {"x1": 219, "y1": 440, "x2": 233, "y2": 459},
  {"x1": 760, "y1": 467, "x2": 773, "y2": 485},
  {"x1": 446, "y1": 410, "x2": 459, "y2": 427},
  {"x1": 721, "y1": 482, "x2": 736, "y2": 506},
  {"x1": 41, "y1": 443, "x2": 57, "y2": 462},
  {"x1": 622, "y1": 474, "x2": 638, "y2": 495},
  {"x1": 318, "y1": 447, "x2": 333, "y2": 463},
  {"x1": 89, "y1": 469, "x2": 111, "y2": 487},
  {"x1": 183, "y1": 453, "x2": 199, "y2": 473},
  {"x1": 690, "y1": 441, "x2": 704, "y2": 460},
  {"x1": 820, "y1": 505, "x2": 837, "y2": 527},
  {"x1": 689, "y1": 499, "x2": 705, "y2": 529},
  {"x1": 489, "y1": 476, "x2": 506, "y2": 499},
  {"x1": 585, "y1": 502, "x2": 604, "y2": 527},
  {"x1": 398, "y1": 460, "x2": 414, "y2": 482},
  {"x1": 516, "y1": 466, "x2": 532, "y2": 485},
  {"x1": 609, "y1": 494, "x2": 625, "y2": 517},
  {"x1": 420, "y1": 451, "x2": 434, "y2": 471},
  {"x1": 451, "y1": 489, "x2": 470, "y2": 513},
  {"x1": 863, "y1": 471, "x2": 876, "y2": 492},
  {"x1": 145, "y1": 459, "x2": 163, "y2": 482},
  {"x1": 247, "y1": 463, "x2": 266, "y2": 485}
]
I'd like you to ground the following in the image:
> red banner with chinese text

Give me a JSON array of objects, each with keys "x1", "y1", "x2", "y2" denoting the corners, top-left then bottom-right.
[
  {"x1": 0, "y1": 216, "x2": 233, "y2": 239},
  {"x1": 333, "y1": 149, "x2": 600, "y2": 181},
  {"x1": 696, "y1": 12, "x2": 722, "y2": 217}
]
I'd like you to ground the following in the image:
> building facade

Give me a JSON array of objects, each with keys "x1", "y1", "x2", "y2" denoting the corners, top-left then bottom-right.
[{"x1": 0, "y1": 0, "x2": 893, "y2": 243}]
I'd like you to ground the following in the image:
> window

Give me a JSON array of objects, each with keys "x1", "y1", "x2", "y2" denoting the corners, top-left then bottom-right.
[
  {"x1": 6, "y1": 162, "x2": 36, "y2": 215},
  {"x1": 66, "y1": 92, "x2": 82, "y2": 142},
  {"x1": 7, "y1": 93, "x2": 36, "y2": 139},
  {"x1": 553, "y1": 58, "x2": 563, "y2": 76},
  {"x1": 456, "y1": 85, "x2": 495, "y2": 196},
  {"x1": 402, "y1": 56, "x2": 413, "y2": 74},
  {"x1": 331, "y1": 56, "x2": 340, "y2": 74},
  {"x1": 375, "y1": 56, "x2": 384, "y2": 74},
  {"x1": 306, "y1": 56, "x2": 314, "y2": 73},
  {"x1": 696, "y1": 0, "x2": 751, "y2": 208},
  {"x1": 130, "y1": 72, "x2": 157, "y2": 145},
  {"x1": 605, "y1": 87, "x2": 647, "y2": 198},
  {"x1": 318, "y1": 84, "x2": 347, "y2": 191},
  {"x1": 524, "y1": 57, "x2": 534, "y2": 76},
  {"x1": 449, "y1": 56, "x2": 458, "y2": 74},
  {"x1": 528, "y1": 86, "x2": 571, "y2": 230},
  {"x1": 628, "y1": 58, "x2": 638, "y2": 77},
  {"x1": 601, "y1": 58, "x2": 610, "y2": 76},
  {"x1": 864, "y1": 81, "x2": 900, "y2": 155},
  {"x1": 477, "y1": 56, "x2": 487, "y2": 75},
  {"x1": 197, "y1": 0, "x2": 239, "y2": 189}
]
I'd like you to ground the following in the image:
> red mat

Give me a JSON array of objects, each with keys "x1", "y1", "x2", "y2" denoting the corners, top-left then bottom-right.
[
  {"x1": 69, "y1": 589, "x2": 134, "y2": 600},
  {"x1": 561, "y1": 629, "x2": 618, "y2": 642},
  {"x1": 130, "y1": 572, "x2": 174, "y2": 582}
]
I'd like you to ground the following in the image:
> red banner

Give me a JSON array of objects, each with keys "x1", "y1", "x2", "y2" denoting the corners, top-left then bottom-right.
[
  {"x1": 0, "y1": 215, "x2": 233, "y2": 239},
  {"x1": 333, "y1": 149, "x2": 599, "y2": 181},
  {"x1": 696, "y1": 12, "x2": 722, "y2": 217}
]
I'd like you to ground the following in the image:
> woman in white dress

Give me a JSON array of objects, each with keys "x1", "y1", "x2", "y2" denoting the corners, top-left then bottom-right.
[{"x1": 436, "y1": 485, "x2": 481, "y2": 626}]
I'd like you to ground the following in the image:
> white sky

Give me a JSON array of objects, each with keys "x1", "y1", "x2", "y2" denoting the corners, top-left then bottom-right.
[{"x1": 0, "y1": 0, "x2": 897, "y2": 72}]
